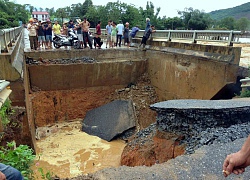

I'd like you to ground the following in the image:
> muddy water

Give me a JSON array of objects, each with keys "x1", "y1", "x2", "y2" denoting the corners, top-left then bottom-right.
[{"x1": 32, "y1": 121, "x2": 126, "y2": 179}]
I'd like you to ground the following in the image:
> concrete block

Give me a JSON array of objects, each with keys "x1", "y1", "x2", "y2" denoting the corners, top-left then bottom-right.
[{"x1": 82, "y1": 100, "x2": 136, "y2": 141}]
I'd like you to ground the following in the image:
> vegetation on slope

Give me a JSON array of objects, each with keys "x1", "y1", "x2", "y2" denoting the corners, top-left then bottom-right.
[{"x1": 209, "y1": 2, "x2": 250, "y2": 20}]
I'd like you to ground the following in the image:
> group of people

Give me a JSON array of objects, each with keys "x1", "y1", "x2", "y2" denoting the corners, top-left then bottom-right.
[
  {"x1": 27, "y1": 18, "x2": 53, "y2": 50},
  {"x1": 105, "y1": 20, "x2": 128, "y2": 48},
  {"x1": 26, "y1": 17, "x2": 91, "y2": 50},
  {"x1": 27, "y1": 16, "x2": 157, "y2": 51},
  {"x1": 105, "y1": 18, "x2": 155, "y2": 50}
]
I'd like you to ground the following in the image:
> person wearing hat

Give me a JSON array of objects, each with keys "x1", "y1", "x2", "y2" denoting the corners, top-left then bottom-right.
[
  {"x1": 116, "y1": 20, "x2": 124, "y2": 47},
  {"x1": 27, "y1": 18, "x2": 38, "y2": 50}
]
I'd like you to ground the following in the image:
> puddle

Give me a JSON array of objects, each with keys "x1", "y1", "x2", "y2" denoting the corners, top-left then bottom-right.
[{"x1": 32, "y1": 121, "x2": 126, "y2": 179}]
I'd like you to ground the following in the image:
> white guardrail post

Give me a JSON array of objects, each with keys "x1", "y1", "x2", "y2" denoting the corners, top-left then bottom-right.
[{"x1": 192, "y1": 30, "x2": 197, "y2": 44}]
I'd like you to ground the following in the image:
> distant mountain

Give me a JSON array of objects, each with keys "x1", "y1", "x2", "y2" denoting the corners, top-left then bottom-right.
[{"x1": 209, "y1": 2, "x2": 250, "y2": 20}]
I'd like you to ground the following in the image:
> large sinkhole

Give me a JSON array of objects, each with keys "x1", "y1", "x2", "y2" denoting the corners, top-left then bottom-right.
[{"x1": 23, "y1": 47, "x2": 244, "y2": 178}]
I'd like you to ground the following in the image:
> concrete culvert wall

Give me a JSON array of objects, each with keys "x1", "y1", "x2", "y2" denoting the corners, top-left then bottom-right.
[
  {"x1": 146, "y1": 49, "x2": 240, "y2": 100},
  {"x1": 23, "y1": 43, "x2": 241, "y2": 153}
]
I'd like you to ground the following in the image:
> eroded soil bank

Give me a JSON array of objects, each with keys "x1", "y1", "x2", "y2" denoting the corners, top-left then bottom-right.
[{"x1": 32, "y1": 73, "x2": 165, "y2": 179}]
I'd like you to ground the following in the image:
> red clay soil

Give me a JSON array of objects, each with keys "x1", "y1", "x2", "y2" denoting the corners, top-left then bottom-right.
[
  {"x1": 29, "y1": 73, "x2": 158, "y2": 129},
  {"x1": 0, "y1": 107, "x2": 27, "y2": 147},
  {"x1": 121, "y1": 129, "x2": 186, "y2": 167}
]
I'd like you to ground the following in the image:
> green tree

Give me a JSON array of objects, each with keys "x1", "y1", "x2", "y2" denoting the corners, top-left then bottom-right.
[
  {"x1": 70, "y1": 3, "x2": 84, "y2": 18},
  {"x1": 235, "y1": 17, "x2": 250, "y2": 31},
  {"x1": 219, "y1": 17, "x2": 236, "y2": 30},
  {"x1": 55, "y1": 8, "x2": 68, "y2": 24},
  {"x1": 85, "y1": 5, "x2": 102, "y2": 27},
  {"x1": 162, "y1": 16, "x2": 184, "y2": 30},
  {"x1": 178, "y1": 7, "x2": 212, "y2": 30},
  {"x1": 82, "y1": 0, "x2": 93, "y2": 17},
  {"x1": 139, "y1": 1, "x2": 161, "y2": 29},
  {"x1": 122, "y1": 4, "x2": 143, "y2": 28},
  {"x1": 104, "y1": 1, "x2": 122, "y2": 24},
  {"x1": 0, "y1": 0, "x2": 29, "y2": 28},
  {"x1": 29, "y1": 5, "x2": 34, "y2": 14}
]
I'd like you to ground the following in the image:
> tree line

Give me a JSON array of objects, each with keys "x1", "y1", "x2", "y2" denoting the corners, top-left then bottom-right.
[{"x1": 0, "y1": 0, "x2": 250, "y2": 31}]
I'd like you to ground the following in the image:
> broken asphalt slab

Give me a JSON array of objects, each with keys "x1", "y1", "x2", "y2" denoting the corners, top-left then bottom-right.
[{"x1": 82, "y1": 100, "x2": 136, "y2": 141}]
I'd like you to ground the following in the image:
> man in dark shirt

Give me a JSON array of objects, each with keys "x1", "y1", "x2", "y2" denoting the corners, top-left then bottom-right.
[
  {"x1": 94, "y1": 21, "x2": 103, "y2": 49},
  {"x1": 45, "y1": 20, "x2": 53, "y2": 49},
  {"x1": 139, "y1": 25, "x2": 156, "y2": 50},
  {"x1": 96, "y1": 21, "x2": 101, "y2": 36},
  {"x1": 36, "y1": 21, "x2": 45, "y2": 49},
  {"x1": 68, "y1": 20, "x2": 75, "y2": 29}
]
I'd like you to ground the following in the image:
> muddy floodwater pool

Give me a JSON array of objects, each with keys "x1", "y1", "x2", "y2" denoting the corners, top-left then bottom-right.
[{"x1": 32, "y1": 121, "x2": 126, "y2": 179}]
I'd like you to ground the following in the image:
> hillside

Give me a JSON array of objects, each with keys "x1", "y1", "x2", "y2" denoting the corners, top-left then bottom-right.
[{"x1": 209, "y1": 2, "x2": 250, "y2": 20}]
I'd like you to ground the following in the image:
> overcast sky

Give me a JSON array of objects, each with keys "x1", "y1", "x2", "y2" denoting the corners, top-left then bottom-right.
[{"x1": 13, "y1": 0, "x2": 250, "y2": 18}]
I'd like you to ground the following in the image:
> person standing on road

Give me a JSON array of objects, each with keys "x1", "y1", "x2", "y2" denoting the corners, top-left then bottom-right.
[
  {"x1": 45, "y1": 20, "x2": 52, "y2": 49},
  {"x1": 36, "y1": 21, "x2": 46, "y2": 50},
  {"x1": 68, "y1": 20, "x2": 75, "y2": 29},
  {"x1": 123, "y1": 22, "x2": 130, "y2": 47},
  {"x1": 52, "y1": 21, "x2": 61, "y2": 35},
  {"x1": 75, "y1": 19, "x2": 83, "y2": 48},
  {"x1": 111, "y1": 22, "x2": 118, "y2": 48},
  {"x1": 106, "y1": 20, "x2": 112, "y2": 48},
  {"x1": 116, "y1": 20, "x2": 124, "y2": 47},
  {"x1": 27, "y1": 18, "x2": 38, "y2": 51},
  {"x1": 81, "y1": 17, "x2": 93, "y2": 49},
  {"x1": 96, "y1": 21, "x2": 101, "y2": 37},
  {"x1": 223, "y1": 135, "x2": 250, "y2": 177}
]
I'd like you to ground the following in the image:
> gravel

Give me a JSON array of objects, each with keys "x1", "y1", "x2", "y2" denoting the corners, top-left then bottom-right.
[
  {"x1": 26, "y1": 56, "x2": 97, "y2": 65},
  {"x1": 182, "y1": 121, "x2": 250, "y2": 154}
]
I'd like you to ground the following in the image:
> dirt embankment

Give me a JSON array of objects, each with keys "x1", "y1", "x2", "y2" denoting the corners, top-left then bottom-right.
[{"x1": 57, "y1": 73, "x2": 186, "y2": 180}]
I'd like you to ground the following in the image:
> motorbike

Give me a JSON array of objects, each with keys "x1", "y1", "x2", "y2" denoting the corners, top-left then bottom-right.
[{"x1": 53, "y1": 29, "x2": 81, "y2": 49}]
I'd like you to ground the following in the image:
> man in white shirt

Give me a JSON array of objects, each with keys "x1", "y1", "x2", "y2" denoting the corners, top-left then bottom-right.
[{"x1": 116, "y1": 20, "x2": 124, "y2": 47}]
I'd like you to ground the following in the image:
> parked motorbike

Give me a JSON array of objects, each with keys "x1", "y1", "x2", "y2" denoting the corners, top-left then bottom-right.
[{"x1": 53, "y1": 29, "x2": 81, "y2": 49}]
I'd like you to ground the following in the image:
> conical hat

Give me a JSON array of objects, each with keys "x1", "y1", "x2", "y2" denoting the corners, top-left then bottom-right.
[{"x1": 76, "y1": 19, "x2": 81, "y2": 24}]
